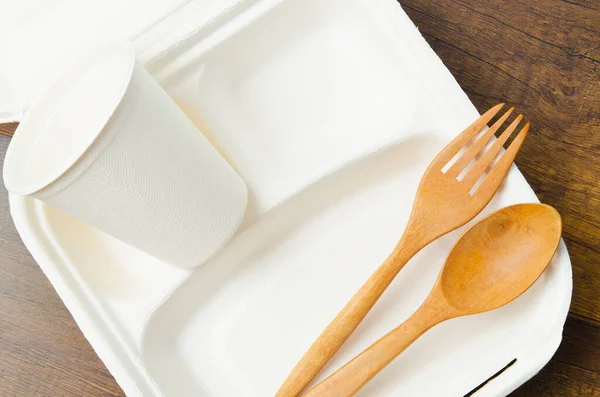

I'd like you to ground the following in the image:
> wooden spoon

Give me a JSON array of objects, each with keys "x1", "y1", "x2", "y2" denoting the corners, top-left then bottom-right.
[{"x1": 304, "y1": 203, "x2": 562, "y2": 397}]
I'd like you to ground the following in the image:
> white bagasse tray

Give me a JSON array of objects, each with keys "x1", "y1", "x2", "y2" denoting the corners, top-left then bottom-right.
[{"x1": 4, "y1": 0, "x2": 572, "y2": 396}]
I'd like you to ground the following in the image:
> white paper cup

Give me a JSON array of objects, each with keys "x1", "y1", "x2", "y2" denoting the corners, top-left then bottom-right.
[{"x1": 3, "y1": 41, "x2": 248, "y2": 269}]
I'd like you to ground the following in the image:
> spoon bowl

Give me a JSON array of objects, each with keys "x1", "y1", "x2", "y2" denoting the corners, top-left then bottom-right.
[
  {"x1": 305, "y1": 203, "x2": 562, "y2": 397},
  {"x1": 440, "y1": 203, "x2": 562, "y2": 315}
]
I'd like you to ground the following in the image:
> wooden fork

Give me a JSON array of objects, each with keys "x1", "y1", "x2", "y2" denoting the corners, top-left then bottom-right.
[{"x1": 276, "y1": 104, "x2": 529, "y2": 397}]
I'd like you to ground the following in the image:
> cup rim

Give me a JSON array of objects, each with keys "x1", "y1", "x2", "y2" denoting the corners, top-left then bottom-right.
[{"x1": 3, "y1": 41, "x2": 136, "y2": 196}]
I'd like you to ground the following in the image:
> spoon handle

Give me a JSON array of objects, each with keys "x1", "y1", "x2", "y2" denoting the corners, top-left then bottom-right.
[
  {"x1": 303, "y1": 302, "x2": 445, "y2": 397},
  {"x1": 276, "y1": 235, "x2": 422, "y2": 397}
]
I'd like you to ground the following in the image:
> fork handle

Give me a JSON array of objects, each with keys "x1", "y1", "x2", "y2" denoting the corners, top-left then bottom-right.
[
  {"x1": 275, "y1": 235, "x2": 422, "y2": 397},
  {"x1": 302, "y1": 301, "x2": 446, "y2": 397}
]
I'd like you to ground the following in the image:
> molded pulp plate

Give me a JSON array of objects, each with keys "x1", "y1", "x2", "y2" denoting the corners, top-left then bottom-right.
[{"x1": 7, "y1": 0, "x2": 572, "y2": 395}]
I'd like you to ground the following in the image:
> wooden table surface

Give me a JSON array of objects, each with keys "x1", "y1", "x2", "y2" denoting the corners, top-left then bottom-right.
[{"x1": 1, "y1": 0, "x2": 599, "y2": 395}]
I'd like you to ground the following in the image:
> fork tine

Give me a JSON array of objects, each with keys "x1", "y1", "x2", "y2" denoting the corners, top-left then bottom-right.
[
  {"x1": 462, "y1": 114, "x2": 524, "y2": 187},
  {"x1": 433, "y1": 103, "x2": 505, "y2": 168},
  {"x1": 470, "y1": 122, "x2": 529, "y2": 195},
  {"x1": 445, "y1": 107, "x2": 514, "y2": 178}
]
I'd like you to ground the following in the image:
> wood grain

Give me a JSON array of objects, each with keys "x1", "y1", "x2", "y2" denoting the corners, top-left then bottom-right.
[
  {"x1": 0, "y1": 123, "x2": 19, "y2": 136},
  {"x1": 0, "y1": 0, "x2": 598, "y2": 395},
  {"x1": 0, "y1": 123, "x2": 17, "y2": 137}
]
